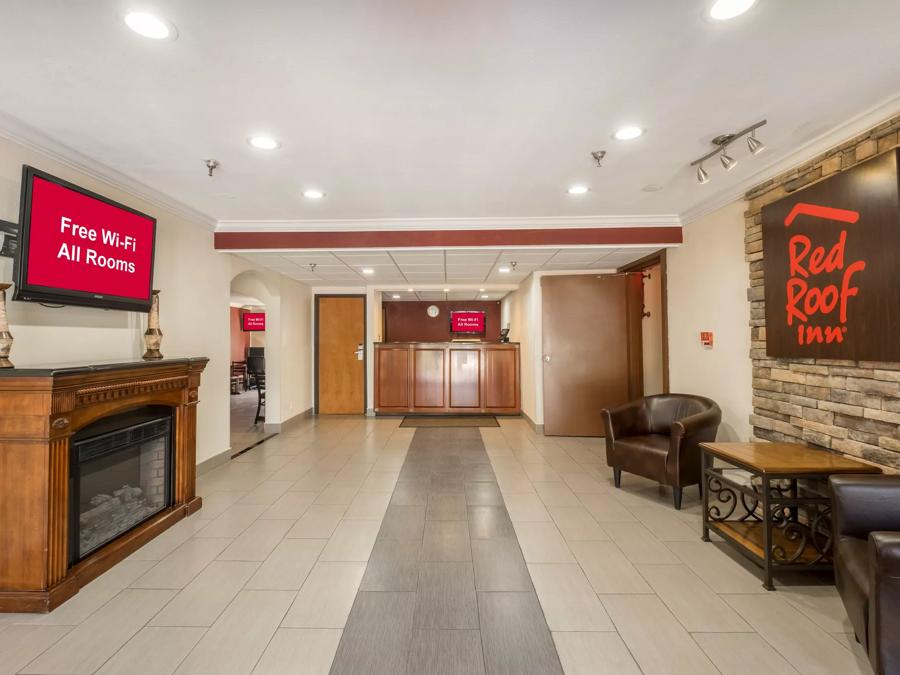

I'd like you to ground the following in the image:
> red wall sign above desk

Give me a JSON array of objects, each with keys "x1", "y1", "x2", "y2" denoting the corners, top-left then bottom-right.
[
  {"x1": 242, "y1": 312, "x2": 266, "y2": 332},
  {"x1": 450, "y1": 310, "x2": 486, "y2": 334},
  {"x1": 762, "y1": 149, "x2": 900, "y2": 361}
]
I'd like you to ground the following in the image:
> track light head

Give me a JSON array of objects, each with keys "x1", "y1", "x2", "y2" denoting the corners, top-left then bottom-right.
[
  {"x1": 720, "y1": 149, "x2": 738, "y2": 171},
  {"x1": 697, "y1": 165, "x2": 711, "y2": 184},
  {"x1": 747, "y1": 132, "x2": 765, "y2": 155}
]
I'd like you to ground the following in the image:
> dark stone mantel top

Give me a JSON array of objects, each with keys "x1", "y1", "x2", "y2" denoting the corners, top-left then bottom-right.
[{"x1": 0, "y1": 357, "x2": 210, "y2": 378}]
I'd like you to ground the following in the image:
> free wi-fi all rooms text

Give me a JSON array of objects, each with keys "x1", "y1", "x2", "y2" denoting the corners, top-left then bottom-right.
[{"x1": 54, "y1": 216, "x2": 138, "y2": 273}]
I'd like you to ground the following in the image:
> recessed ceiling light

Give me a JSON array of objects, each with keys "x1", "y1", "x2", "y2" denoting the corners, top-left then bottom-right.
[
  {"x1": 392, "y1": 294, "x2": 400, "y2": 299},
  {"x1": 248, "y1": 136, "x2": 280, "y2": 150},
  {"x1": 709, "y1": 0, "x2": 756, "y2": 20},
  {"x1": 479, "y1": 288, "x2": 486, "y2": 292},
  {"x1": 443, "y1": 288, "x2": 450, "y2": 293},
  {"x1": 498, "y1": 267, "x2": 511, "y2": 273},
  {"x1": 361, "y1": 268, "x2": 374, "y2": 275},
  {"x1": 641, "y1": 184, "x2": 663, "y2": 192},
  {"x1": 407, "y1": 288, "x2": 414, "y2": 292},
  {"x1": 124, "y1": 11, "x2": 176, "y2": 40},
  {"x1": 481, "y1": 294, "x2": 489, "y2": 299},
  {"x1": 567, "y1": 185, "x2": 590, "y2": 195},
  {"x1": 303, "y1": 189, "x2": 325, "y2": 199},
  {"x1": 613, "y1": 125, "x2": 644, "y2": 141}
]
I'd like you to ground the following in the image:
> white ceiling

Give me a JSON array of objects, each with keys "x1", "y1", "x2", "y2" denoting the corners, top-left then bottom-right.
[
  {"x1": 238, "y1": 245, "x2": 659, "y2": 288},
  {"x1": 1, "y1": 1, "x2": 899, "y2": 225}
]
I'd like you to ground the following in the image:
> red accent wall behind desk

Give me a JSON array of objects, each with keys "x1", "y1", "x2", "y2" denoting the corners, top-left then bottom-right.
[
  {"x1": 383, "y1": 301, "x2": 501, "y2": 342},
  {"x1": 230, "y1": 307, "x2": 250, "y2": 361}
]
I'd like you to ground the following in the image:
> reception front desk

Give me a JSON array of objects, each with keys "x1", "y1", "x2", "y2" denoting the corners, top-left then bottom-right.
[{"x1": 374, "y1": 342, "x2": 520, "y2": 415}]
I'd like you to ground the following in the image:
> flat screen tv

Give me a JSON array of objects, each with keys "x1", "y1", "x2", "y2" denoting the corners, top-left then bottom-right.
[
  {"x1": 450, "y1": 310, "x2": 486, "y2": 335},
  {"x1": 13, "y1": 165, "x2": 157, "y2": 312},
  {"x1": 242, "y1": 312, "x2": 266, "y2": 332}
]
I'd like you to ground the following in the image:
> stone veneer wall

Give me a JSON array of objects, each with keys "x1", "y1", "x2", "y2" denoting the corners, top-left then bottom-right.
[{"x1": 745, "y1": 113, "x2": 900, "y2": 470}]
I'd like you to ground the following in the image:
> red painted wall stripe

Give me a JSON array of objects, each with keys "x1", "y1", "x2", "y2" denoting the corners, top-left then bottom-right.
[{"x1": 214, "y1": 226, "x2": 682, "y2": 250}]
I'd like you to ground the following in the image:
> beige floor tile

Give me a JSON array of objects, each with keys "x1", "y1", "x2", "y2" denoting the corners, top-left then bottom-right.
[
  {"x1": 504, "y1": 493, "x2": 552, "y2": 522},
  {"x1": 198, "y1": 492, "x2": 246, "y2": 519},
  {"x1": 602, "y1": 594, "x2": 719, "y2": 675},
  {"x1": 217, "y1": 518, "x2": 293, "y2": 561},
  {"x1": 830, "y1": 633, "x2": 875, "y2": 673},
  {"x1": 601, "y1": 522, "x2": 681, "y2": 564},
  {"x1": 260, "y1": 491, "x2": 318, "y2": 520},
  {"x1": 285, "y1": 504, "x2": 347, "y2": 538},
  {"x1": 522, "y1": 463, "x2": 563, "y2": 482},
  {"x1": 693, "y1": 633, "x2": 799, "y2": 675},
  {"x1": 533, "y1": 481, "x2": 581, "y2": 507},
  {"x1": 514, "y1": 522, "x2": 575, "y2": 563},
  {"x1": 319, "y1": 519, "x2": 381, "y2": 561},
  {"x1": 35, "y1": 560, "x2": 156, "y2": 626},
  {"x1": 132, "y1": 538, "x2": 231, "y2": 589},
  {"x1": 552, "y1": 631, "x2": 641, "y2": 675},
  {"x1": 251, "y1": 628, "x2": 343, "y2": 675},
  {"x1": 246, "y1": 539, "x2": 326, "y2": 590},
  {"x1": 780, "y1": 585, "x2": 854, "y2": 634},
  {"x1": 290, "y1": 470, "x2": 338, "y2": 492},
  {"x1": 314, "y1": 481, "x2": 362, "y2": 506},
  {"x1": 635, "y1": 564, "x2": 751, "y2": 632},
  {"x1": 576, "y1": 493, "x2": 638, "y2": 523},
  {"x1": 150, "y1": 561, "x2": 259, "y2": 627},
  {"x1": 528, "y1": 564, "x2": 614, "y2": 631},
  {"x1": 238, "y1": 481, "x2": 295, "y2": 506},
  {"x1": 569, "y1": 541, "x2": 652, "y2": 594},
  {"x1": 21, "y1": 590, "x2": 176, "y2": 675},
  {"x1": 559, "y1": 473, "x2": 608, "y2": 494},
  {"x1": 128, "y1": 514, "x2": 211, "y2": 560},
  {"x1": 724, "y1": 594, "x2": 867, "y2": 674},
  {"x1": 281, "y1": 562, "x2": 366, "y2": 628},
  {"x1": 96, "y1": 627, "x2": 205, "y2": 675},
  {"x1": 666, "y1": 541, "x2": 768, "y2": 594},
  {"x1": 628, "y1": 506, "x2": 701, "y2": 541},
  {"x1": 174, "y1": 591, "x2": 294, "y2": 675},
  {"x1": 344, "y1": 491, "x2": 392, "y2": 520},
  {"x1": 0, "y1": 625, "x2": 72, "y2": 675},
  {"x1": 360, "y1": 471, "x2": 400, "y2": 493},
  {"x1": 547, "y1": 504, "x2": 609, "y2": 542},
  {"x1": 194, "y1": 504, "x2": 268, "y2": 539}
]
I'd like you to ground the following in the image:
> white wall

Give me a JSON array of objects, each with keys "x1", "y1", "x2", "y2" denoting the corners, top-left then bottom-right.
[
  {"x1": 278, "y1": 277, "x2": 313, "y2": 421},
  {"x1": 500, "y1": 273, "x2": 542, "y2": 424},
  {"x1": 667, "y1": 200, "x2": 752, "y2": 441},
  {"x1": 0, "y1": 134, "x2": 232, "y2": 464}
]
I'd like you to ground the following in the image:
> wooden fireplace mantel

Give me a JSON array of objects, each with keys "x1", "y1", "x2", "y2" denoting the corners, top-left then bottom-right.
[{"x1": 0, "y1": 357, "x2": 208, "y2": 613}]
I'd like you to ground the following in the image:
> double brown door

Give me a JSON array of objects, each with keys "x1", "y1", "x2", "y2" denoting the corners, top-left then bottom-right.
[
  {"x1": 541, "y1": 274, "x2": 643, "y2": 436},
  {"x1": 316, "y1": 296, "x2": 366, "y2": 414}
]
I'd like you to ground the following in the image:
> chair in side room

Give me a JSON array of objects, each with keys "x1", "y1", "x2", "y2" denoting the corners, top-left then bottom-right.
[
  {"x1": 601, "y1": 394, "x2": 722, "y2": 509},
  {"x1": 829, "y1": 474, "x2": 900, "y2": 675},
  {"x1": 246, "y1": 353, "x2": 266, "y2": 425}
]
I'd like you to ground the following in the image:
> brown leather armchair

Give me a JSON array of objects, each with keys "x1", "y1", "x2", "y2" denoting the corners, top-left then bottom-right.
[
  {"x1": 830, "y1": 474, "x2": 900, "y2": 675},
  {"x1": 601, "y1": 394, "x2": 721, "y2": 509}
]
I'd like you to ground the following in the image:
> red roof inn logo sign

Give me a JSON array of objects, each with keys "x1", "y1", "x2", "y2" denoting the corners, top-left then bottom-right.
[{"x1": 762, "y1": 149, "x2": 900, "y2": 361}]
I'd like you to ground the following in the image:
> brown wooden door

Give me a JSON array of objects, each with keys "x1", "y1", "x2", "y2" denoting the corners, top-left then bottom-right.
[
  {"x1": 541, "y1": 274, "x2": 643, "y2": 436},
  {"x1": 317, "y1": 296, "x2": 366, "y2": 414}
]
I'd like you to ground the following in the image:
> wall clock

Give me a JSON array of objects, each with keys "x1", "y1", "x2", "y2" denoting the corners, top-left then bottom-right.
[{"x1": 426, "y1": 305, "x2": 440, "y2": 318}]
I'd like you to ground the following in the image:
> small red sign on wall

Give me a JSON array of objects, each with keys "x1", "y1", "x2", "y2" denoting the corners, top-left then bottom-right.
[
  {"x1": 700, "y1": 331, "x2": 714, "y2": 348},
  {"x1": 242, "y1": 312, "x2": 266, "y2": 332},
  {"x1": 450, "y1": 311, "x2": 485, "y2": 334}
]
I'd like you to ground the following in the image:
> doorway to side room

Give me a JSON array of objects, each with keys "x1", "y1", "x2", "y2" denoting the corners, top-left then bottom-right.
[
  {"x1": 316, "y1": 295, "x2": 367, "y2": 414},
  {"x1": 229, "y1": 294, "x2": 270, "y2": 452}
]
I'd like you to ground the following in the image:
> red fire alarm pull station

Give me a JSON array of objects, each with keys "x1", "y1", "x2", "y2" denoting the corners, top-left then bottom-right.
[{"x1": 700, "y1": 331, "x2": 714, "y2": 348}]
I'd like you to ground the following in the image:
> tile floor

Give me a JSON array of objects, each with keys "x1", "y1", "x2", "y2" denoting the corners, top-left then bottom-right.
[
  {"x1": 0, "y1": 416, "x2": 876, "y2": 675},
  {"x1": 230, "y1": 388, "x2": 272, "y2": 454}
]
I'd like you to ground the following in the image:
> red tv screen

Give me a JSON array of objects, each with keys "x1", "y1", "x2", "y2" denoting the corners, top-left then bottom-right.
[
  {"x1": 242, "y1": 312, "x2": 266, "y2": 332},
  {"x1": 14, "y1": 166, "x2": 156, "y2": 312},
  {"x1": 450, "y1": 310, "x2": 486, "y2": 334}
]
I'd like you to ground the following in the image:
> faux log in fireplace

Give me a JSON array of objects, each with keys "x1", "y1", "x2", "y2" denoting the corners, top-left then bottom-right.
[{"x1": 0, "y1": 358, "x2": 207, "y2": 613}]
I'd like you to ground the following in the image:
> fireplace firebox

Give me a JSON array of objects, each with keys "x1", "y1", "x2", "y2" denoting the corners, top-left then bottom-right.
[{"x1": 69, "y1": 406, "x2": 174, "y2": 565}]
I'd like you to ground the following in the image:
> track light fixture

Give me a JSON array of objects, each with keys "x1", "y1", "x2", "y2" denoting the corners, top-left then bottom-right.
[
  {"x1": 747, "y1": 131, "x2": 765, "y2": 155},
  {"x1": 696, "y1": 164, "x2": 710, "y2": 185},
  {"x1": 689, "y1": 119, "x2": 766, "y2": 185}
]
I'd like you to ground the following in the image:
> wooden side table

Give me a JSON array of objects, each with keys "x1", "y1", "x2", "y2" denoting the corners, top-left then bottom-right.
[{"x1": 699, "y1": 442, "x2": 881, "y2": 590}]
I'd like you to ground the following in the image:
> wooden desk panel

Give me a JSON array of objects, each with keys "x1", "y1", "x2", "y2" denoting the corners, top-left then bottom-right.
[{"x1": 374, "y1": 342, "x2": 519, "y2": 415}]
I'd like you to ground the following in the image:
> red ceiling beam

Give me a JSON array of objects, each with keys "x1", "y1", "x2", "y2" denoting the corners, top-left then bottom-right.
[{"x1": 214, "y1": 226, "x2": 682, "y2": 250}]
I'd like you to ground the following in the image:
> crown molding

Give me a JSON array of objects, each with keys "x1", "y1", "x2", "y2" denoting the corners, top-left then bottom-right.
[
  {"x1": 215, "y1": 213, "x2": 682, "y2": 233},
  {"x1": 679, "y1": 92, "x2": 900, "y2": 225},
  {"x1": 0, "y1": 111, "x2": 216, "y2": 229}
]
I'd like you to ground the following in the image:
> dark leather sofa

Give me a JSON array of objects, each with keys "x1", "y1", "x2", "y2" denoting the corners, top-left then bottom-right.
[
  {"x1": 830, "y1": 474, "x2": 900, "y2": 675},
  {"x1": 601, "y1": 394, "x2": 721, "y2": 509}
]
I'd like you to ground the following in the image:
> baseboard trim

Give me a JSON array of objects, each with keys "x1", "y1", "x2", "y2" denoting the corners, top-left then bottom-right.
[
  {"x1": 196, "y1": 448, "x2": 232, "y2": 476},
  {"x1": 265, "y1": 407, "x2": 314, "y2": 433},
  {"x1": 523, "y1": 411, "x2": 544, "y2": 434}
]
